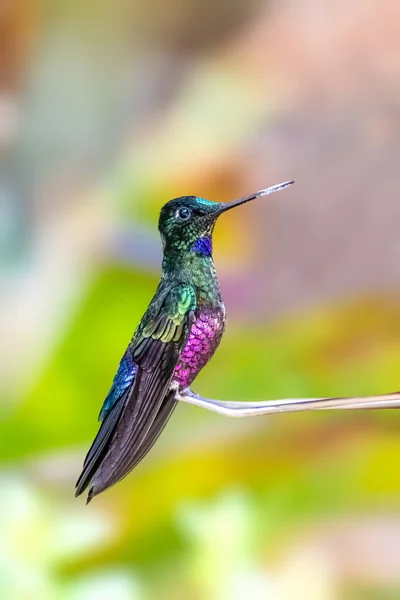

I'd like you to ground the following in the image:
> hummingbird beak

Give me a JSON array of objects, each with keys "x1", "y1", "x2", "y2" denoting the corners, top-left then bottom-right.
[{"x1": 214, "y1": 180, "x2": 294, "y2": 216}]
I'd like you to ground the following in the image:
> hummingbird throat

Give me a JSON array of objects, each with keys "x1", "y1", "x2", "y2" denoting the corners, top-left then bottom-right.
[{"x1": 190, "y1": 236, "x2": 213, "y2": 257}]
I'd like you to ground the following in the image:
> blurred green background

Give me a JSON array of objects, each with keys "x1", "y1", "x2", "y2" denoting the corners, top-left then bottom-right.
[{"x1": 2, "y1": 1, "x2": 400, "y2": 598}]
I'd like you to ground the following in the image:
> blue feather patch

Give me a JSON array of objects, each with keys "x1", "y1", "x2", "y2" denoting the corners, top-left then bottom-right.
[
  {"x1": 191, "y1": 236, "x2": 212, "y2": 257},
  {"x1": 98, "y1": 351, "x2": 137, "y2": 421}
]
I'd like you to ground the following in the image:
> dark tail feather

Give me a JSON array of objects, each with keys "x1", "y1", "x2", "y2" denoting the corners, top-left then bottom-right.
[
  {"x1": 75, "y1": 388, "x2": 130, "y2": 497},
  {"x1": 127, "y1": 392, "x2": 178, "y2": 470},
  {"x1": 88, "y1": 390, "x2": 177, "y2": 501},
  {"x1": 86, "y1": 368, "x2": 171, "y2": 499}
]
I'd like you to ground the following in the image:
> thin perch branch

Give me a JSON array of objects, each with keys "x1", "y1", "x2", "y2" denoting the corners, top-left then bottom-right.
[{"x1": 176, "y1": 389, "x2": 400, "y2": 417}]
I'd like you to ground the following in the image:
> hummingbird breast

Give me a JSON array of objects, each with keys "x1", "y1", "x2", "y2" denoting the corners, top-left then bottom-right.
[{"x1": 173, "y1": 301, "x2": 226, "y2": 389}]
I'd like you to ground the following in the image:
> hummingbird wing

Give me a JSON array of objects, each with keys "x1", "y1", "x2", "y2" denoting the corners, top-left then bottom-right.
[
  {"x1": 98, "y1": 351, "x2": 137, "y2": 422},
  {"x1": 76, "y1": 351, "x2": 137, "y2": 481},
  {"x1": 75, "y1": 282, "x2": 195, "y2": 501}
]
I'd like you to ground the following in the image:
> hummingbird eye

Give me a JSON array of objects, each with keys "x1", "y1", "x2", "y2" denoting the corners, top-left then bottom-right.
[{"x1": 175, "y1": 207, "x2": 192, "y2": 222}]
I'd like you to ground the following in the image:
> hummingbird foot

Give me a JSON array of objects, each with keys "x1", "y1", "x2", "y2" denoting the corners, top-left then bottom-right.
[{"x1": 178, "y1": 387, "x2": 201, "y2": 400}]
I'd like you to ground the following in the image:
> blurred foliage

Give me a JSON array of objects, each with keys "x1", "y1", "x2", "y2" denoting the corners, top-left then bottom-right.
[
  {"x1": 3, "y1": 0, "x2": 400, "y2": 598},
  {"x1": 3, "y1": 264, "x2": 400, "y2": 598}
]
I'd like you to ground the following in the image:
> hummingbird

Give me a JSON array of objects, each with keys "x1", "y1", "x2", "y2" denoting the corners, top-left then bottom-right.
[{"x1": 75, "y1": 180, "x2": 294, "y2": 502}]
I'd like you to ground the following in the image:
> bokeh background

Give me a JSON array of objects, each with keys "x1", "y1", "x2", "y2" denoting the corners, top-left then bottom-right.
[{"x1": 2, "y1": 1, "x2": 400, "y2": 598}]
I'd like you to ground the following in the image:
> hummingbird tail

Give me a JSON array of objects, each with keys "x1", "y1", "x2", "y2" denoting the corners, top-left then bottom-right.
[
  {"x1": 87, "y1": 390, "x2": 177, "y2": 501},
  {"x1": 75, "y1": 387, "x2": 130, "y2": 498}
]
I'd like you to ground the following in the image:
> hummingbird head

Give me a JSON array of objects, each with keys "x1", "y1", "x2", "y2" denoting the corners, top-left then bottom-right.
[{"x1": 158, "y1": 180, "x2": 294, "y2": 258}]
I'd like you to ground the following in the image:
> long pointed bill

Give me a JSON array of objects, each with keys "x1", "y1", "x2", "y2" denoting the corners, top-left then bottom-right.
[{"x1": 216, "y1": 180, "x2": 294, "y2": 215}]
